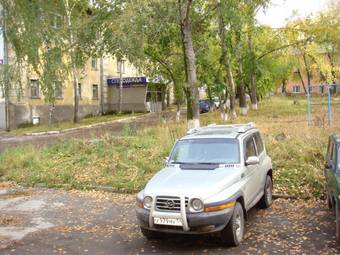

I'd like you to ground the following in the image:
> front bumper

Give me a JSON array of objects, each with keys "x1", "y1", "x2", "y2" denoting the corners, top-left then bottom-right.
[{"x1": 136, "y1": 207, "x2": 234, "y2": 234}]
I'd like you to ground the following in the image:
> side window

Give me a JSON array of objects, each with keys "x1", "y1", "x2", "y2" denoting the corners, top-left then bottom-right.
[
  {"x1": 329, "y1": 141, "x2": 334, "y2": 162},
  {"x1": 331, "y1": 143, "x2": 336, "y2": 162},
  {"x1": 254, "y1": 132, "x2": 264, "y2": 154},
  {"x1": 245, "y1": 137, "x2": 256, "y2": 159}
]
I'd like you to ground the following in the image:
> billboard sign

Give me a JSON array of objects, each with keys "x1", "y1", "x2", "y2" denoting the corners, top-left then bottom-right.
[{"x1": 107, "y1": 77, "x2": 147, "y2": 88}]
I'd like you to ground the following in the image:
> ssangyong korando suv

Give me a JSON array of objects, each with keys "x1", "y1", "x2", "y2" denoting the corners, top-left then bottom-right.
[{"x1": 136, "y1": 123, "x2": 273, "y2": 246}]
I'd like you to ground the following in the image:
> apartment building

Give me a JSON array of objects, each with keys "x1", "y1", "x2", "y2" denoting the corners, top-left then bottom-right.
[{"x1": 0, "y1": 45, "x2": 168, "y2": 129}]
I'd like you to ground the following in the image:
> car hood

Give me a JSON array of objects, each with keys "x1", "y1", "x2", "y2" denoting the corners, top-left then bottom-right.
[{"x1": 144, "y1": 164, "x2": 242, "y2": 200}]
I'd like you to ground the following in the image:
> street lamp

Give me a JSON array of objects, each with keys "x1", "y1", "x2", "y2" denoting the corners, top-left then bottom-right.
[{"x1": 117, "y1": 58, "x2": 125, "y2": 114}]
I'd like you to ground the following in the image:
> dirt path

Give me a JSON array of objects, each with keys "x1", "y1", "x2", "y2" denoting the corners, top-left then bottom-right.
[
  {"x1": 0, "y1": 184, "x2": 338, "y2": 255},
  {"x1": 0, "y1": 112, "x2": 177, "y2": 153}
]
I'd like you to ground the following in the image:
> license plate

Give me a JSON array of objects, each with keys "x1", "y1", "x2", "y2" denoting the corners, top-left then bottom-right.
[{"x1": 154, "y1": 217, "x2": 183, "y2": 226}]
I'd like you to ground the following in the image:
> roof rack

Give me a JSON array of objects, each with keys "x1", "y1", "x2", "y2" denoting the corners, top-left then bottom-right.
[{"x1": 187, "y1": 122, "x2": 256, "y2": 135}]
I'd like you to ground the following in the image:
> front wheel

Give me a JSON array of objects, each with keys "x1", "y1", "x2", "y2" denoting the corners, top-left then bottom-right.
[
  {"x1": 220, "y1": 202, "x2": 244, "y2": 246},
  {"x1": 259, "y1": 175, "x2": 273, "y2": 209},
  {"x1": 326, "y1": 190, "x2": 333, "y2": 209}
]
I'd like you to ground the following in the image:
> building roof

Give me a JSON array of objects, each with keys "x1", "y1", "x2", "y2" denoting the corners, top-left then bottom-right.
[{"x1": 182, "y1": 123, "x2": 256, "y2": 140}]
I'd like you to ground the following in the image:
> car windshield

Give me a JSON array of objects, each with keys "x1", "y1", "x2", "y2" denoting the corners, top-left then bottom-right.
[{"x1": 169, "y1": 138, "x2": 240, "y2": 164}]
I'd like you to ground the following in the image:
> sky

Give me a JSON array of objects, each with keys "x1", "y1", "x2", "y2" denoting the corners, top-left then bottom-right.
[{"x1": 256, "y1": 0, "x2": 329, "y2": 28}]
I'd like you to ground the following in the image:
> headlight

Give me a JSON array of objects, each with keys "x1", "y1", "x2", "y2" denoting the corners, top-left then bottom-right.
[
  {"x1": 191, "y1": 198, "x2": 204, "y2": 211},
  {"x1": 143, "y1": 196, "x2": 153, "y2": 209}
]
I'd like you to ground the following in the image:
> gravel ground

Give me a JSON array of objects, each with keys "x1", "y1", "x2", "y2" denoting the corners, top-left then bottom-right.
[{"x1": 0, "y1": 183, "x2": 339, "y2": 255}]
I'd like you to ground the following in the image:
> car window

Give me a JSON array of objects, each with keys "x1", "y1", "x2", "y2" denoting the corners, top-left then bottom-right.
[
  {"x1": 245, "y1": 137, "x2": 256, "y2": 159},
  {"x1": 169, "y1": 138, "x2": 240, "y2": 164},
  {"x1": 254, "y1": 132, "x2": 264, "y2": 154}
]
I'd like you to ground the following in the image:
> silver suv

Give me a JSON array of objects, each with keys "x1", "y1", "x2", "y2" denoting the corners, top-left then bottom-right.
[{"x1": 136, "y1": 123, "x2": 273, "y2": 246}]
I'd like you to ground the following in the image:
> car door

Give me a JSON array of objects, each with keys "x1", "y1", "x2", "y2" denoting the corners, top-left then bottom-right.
[
  {"x1": 326, "y1": 138, "x2": 337, "y2": 204},
  {"x1": 243, "y1": 134, "x2": 259, "y2": 205}
]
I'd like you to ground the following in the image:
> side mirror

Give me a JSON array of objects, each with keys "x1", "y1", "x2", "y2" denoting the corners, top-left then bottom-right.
[
  {"x1": 246, "y1": 156, "x2": 260, "y2": 166},
  {"x1": 325, "y1": 163, "x2": 331, "y2": 169},
  {"x1": 164, "y1": 157, "x2": 169, "y2": 164}
]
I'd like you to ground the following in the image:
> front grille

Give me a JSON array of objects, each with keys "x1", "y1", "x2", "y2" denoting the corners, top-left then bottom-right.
[{"x1": 155, "y1": 196, "x2": 188, "y2": 212}]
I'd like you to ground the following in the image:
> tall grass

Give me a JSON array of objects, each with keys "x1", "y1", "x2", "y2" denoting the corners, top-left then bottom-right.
[{"x1": 0, "y1": 96, "x2": 336, "y2": 198}]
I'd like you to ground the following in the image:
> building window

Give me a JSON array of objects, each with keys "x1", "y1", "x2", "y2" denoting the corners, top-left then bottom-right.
[
  {"x1": 30, "y1": 79, "x2": 40, "y2": 98},
  {"x1": 54, "y1": 81, "x2": 63, "y2": 99},
  {"x1": 51, "y1": 14, "x2": 62, "y2": 29},
  {"x1": 91, "y1": 58, "x2": 98, "y2": 70},
  {"x1": 77, "y1": 83, "x2": 82, "y2": 99},
  {"x1": 92, "y1": 84, "x2": 99, "y2": 100},
  {"x1": 292, "y1": 85, "x2": 301, "y2": 93}
]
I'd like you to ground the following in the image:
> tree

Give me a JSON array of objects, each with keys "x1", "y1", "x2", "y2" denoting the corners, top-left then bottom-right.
[
  {"x1": 3, "y1": 0, "x2": 101, "y2": 123},
  {"x1": 178, "y1": 0, "x2": 200, "y2": 128}
]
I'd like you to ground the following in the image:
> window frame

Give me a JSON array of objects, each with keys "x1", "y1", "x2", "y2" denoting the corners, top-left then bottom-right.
[
  {"x1": 92, "y1": 84, "x2": 99, "y2": 100},
  {"x1": 53, "y1": 81, "x2": 63, "y2": 99},
  {"x1": 292, "y1": 85, "x2": 301, "y2": 93},
  {"x1": 30, "y1": 79, "x2": 40, "y2": 99},
  {"x1": 91, "y1": 58, "x2": 98, "y2": 70}
]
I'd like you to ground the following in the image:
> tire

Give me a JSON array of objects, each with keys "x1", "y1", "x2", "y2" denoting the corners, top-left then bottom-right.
[
  {"x1": 220, "y1": 202, "x2": 244, "y2": 246},
  {"x1": 326, "y1": 190, "x2": 333, "y2": 209},
  {"x1": 140, "y1": 227, "x2": 162, "y2": 240},
  {"x1": 259, "y1": 175, "x2": 273, "y2": 209}
]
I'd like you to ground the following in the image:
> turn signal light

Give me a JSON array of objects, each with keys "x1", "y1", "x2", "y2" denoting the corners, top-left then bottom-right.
[{"x1": 204, "y1": 201, "x2": 236, "y2": 212}]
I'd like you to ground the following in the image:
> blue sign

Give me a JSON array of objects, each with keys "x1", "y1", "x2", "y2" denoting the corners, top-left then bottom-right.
[{"x1": 107, "y1": 77, "x2": 147, "y2": 87}]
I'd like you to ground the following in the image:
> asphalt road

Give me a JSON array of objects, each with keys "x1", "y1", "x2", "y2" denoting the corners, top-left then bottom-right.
[{"x1": 0, "y1": 184, "x2": 339, "y2": 255}]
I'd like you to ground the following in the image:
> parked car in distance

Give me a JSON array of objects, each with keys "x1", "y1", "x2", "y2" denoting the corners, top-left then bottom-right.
[
  {"x1": 199, "y1": 100, "x2": 211, "y2": 113},
  {"x1": 324, "y1": 133, "x2": 340, "y2": 242},
  {"x1": 136, "y1": 123, "x2": 273, "y2": 246}
]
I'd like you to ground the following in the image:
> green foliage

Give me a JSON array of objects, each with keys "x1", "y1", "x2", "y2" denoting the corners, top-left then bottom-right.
[{"x1": 0, "y1": 97, "x2": 328, "y2": 198}]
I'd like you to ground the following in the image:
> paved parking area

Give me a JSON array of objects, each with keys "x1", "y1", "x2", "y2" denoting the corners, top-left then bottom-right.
[{"x1": 0, "y1": 183, "x2": 339, "y2": 255}]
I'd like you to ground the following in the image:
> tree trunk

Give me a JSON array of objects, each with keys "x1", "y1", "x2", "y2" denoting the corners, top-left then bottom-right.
[
  {"x1": 220, "y1": 90, "x2": 228, "y2": 122},
  {"x1": 99, "y1": 57, "x2": 105, "y2": 115},
  {"x1": 176, "y1": 101, "x2": 181, "y2": 122},
  {"x1": 248, "y1": 32, "x2": 257, "y2": 110},
  {"x1": 302, "y1": 53, "x2": 311, "y2": 94},
  {"x1": 179, "y1": 0, "x2": 200, "y2": 129},
  {"x1": 236, "y1": 32, "x2": 247, "y2": 116},
  {"x1": 297, "y1": 68, "x2": 307, "y2": 94},
  {"x1": 48, "y1": 103, "x2": 55, "y2": 126},
  {"x1": 64, "y1": 0, "x2": 80, "y2": 123},
  {"x1": 281, "y1": 79, "x2": 287, "y2": 94},
  {"x1": 161, "y1": 84, "x2": 166, "y2": 111},
  {"x1": 218, "y1": 8, "x2": 236, "y2": 119},
  {"x1": 166, "y1": 86, "x2": 170, "y2": 108}
]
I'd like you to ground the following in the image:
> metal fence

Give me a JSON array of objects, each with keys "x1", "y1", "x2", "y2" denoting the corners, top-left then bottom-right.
[{"x1": 307, "y1": 84, "x2": 340, "y2": 127}]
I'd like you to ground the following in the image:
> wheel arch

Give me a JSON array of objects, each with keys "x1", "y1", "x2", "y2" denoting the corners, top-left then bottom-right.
[{"x1": 235, "y1": 196, "x2": 247, "y2": 220}]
